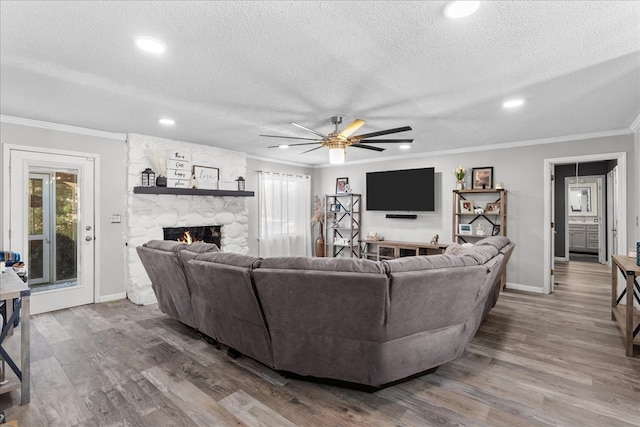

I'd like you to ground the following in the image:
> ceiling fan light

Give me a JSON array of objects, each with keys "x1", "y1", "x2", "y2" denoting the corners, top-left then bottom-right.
[
  {"x1": 399, "y1": 144, "x2": 412, "y2": 150},
  {"x1": 329, "y1": 147, "x2": 345, "y2": 164},
  {"x1": 278, "y1": 144, "x2": 289, "y2": 149}
]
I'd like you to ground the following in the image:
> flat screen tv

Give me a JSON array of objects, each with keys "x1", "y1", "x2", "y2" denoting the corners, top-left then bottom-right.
[{"x1": 366, "y1": 167, "x2": 435, "y2": 211}]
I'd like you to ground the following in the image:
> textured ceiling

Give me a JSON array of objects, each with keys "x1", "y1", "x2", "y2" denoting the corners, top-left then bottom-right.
[{"x1": 1, "y1": 1, "x2": 639, "y2": 165}]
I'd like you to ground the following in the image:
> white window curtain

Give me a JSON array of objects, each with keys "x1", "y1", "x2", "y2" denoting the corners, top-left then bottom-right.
[{"x1": 258, "y1": 172, "x2": 311, "y2": 257}]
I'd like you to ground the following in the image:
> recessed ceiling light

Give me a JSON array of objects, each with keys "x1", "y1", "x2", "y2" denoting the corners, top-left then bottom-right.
[
  {"x1": 158, "y1": 118, "x2": 175, "y2": 126},
  {"x1": 136, "y1": 37, "x2": 166, "y2": 54},
  {"x1": 278, "y1": 144, "x2": 289, "y2": 149},
  {"x1": 444, "y1": 1, "x2": 480, "y2": 19},
  {"x1": 502, "y1": 98, "x2": 525, "y2": 109},
  {"x1": 399, "y1": 144, "x2": 412, "y2": 150}
]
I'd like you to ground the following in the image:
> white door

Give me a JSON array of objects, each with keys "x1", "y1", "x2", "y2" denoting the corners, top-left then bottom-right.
[{"x1": 9, "y1": 149, "x2": 95, "y2": 314}]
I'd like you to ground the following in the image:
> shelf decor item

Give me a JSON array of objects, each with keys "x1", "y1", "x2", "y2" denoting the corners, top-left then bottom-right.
[
  {"x1": 146, "y1": 149, "x2": 168, "y2": 187},
  {"x1": 336, "y1": 177, "x2": 349, "y2": 194},
  {"x1": 311, "y1": 195, "x2": 326, "y2": 257},
  {"x1": 141, "y1": 168, "x2": 155, "y2": 187},
  {"x1": 236, "y1": 176, "x2": 246, "y2": 191},
  {"x1": 459, "y1": 224, "x2": 472, "y2": 235},
  {"x1": 637, "y1": 242, "x2": 639, "y2": 266},
  {"x1": 454, "y1": 166, "x2": 466, "y2": 190},
  {"x1": 472, "y1": 166, "x2": 493, "y2": 189},
  {"x1": 460, "y1": 199, "x2": 473, "y2": 213},
  {"x1": 192, "y1": 165, "x2": 219, "y2": 190}
]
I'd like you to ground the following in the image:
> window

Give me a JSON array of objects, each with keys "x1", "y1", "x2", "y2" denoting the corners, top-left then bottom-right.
[{"x1": 258, "y1": 172, "x2": 311, "y2": 257}]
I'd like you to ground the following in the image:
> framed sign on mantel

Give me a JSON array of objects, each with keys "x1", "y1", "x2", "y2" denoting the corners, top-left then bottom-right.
[{"x1": 192, "y1": 165, "x2": 219, "y2": 190}]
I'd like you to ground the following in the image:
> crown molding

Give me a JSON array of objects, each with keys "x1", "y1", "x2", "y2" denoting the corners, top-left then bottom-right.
[
  {"x1": 314, "y1": 128, "x2": 632, "y2": 168},
  {"x1": 0, "y1": 115, "x2": 127, "y2": 141},
  {"x1": 246, "y1": 153, "x2": 314, "y2": 168},
  {"x1": 630, "y1": 114, "x2": 640, "y2": 132}
]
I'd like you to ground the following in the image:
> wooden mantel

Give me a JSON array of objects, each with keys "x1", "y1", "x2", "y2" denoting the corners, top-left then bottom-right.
[{"x1": 133, "y1": 186, "x2": 254, "y2": 197}]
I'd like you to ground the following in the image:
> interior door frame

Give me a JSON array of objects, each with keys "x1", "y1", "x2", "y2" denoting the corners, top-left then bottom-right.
[
  {"x1": 2, "y1": 143, "x2": 101, "y2": 309},
  {"x1": 543, "y1": 152, "x2": 627, "y2": 294}
]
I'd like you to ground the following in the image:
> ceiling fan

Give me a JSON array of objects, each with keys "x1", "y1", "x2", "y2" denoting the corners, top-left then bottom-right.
[{"x1": 261, "y1": 116, "x2": 413, "y2": 164}]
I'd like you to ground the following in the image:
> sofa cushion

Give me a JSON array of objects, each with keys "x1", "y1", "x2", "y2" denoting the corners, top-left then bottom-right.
[
  {"x1": 194, "y1": 252, "x2": 262, "y2": 269},
  {"x1": 259, "y1": 256, "x2": 386, "y2": 274},
  {"x1": 142, "y1": 239, "x2": 186, "y2": 254},
  {"x1": 475, "y1": 236, "x2": 510, "y2": 251},
  {"x1": 383, "y1": 253, "x2": 477, "y2": 273},
  {"x1": 460, "y1": 245, "x2": 499, "y2": 265}
]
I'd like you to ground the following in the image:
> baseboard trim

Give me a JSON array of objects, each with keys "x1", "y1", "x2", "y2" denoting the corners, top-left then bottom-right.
[
  {"x1": 97, "y1": 292, "x2": 127, "y2": 303},
  {"x1": 504, "y1": 283, "x2": 545, "y2": 294}
]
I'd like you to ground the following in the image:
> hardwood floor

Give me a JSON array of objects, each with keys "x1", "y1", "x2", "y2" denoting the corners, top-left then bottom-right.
[{"x1": 1, "y1": 261, "x2": 638, "y2": 426}]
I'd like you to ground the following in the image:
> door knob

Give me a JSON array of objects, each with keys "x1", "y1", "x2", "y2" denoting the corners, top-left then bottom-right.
[
  {"x1": 85, "y1": 236, "x2": 93, "y2": 241},
  {"x1": 86, "y1": 225, "x2": 92, "y2": 231}
]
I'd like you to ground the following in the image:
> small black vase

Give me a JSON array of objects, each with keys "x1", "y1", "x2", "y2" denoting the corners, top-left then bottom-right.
[{"x1": 156, "y1": 175, "x2": 167, "y2": 187}]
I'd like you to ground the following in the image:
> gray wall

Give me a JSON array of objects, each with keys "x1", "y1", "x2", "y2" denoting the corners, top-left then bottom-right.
[
  {"x1": 553, "y1": 161, "x2": 614, "y2": 257},
  {"x1": 313, "y1": 133, "x2": 636, "y2": 292},
  {"x1": 245, "y1": 156, "x2": 314, "y2": 257},
  {"x1": 0, "y1": 121, "x2": 127, "y2": 300}
]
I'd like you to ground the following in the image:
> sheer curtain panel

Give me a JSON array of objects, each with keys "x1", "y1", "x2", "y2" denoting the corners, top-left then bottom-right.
[{"x1": 258, "y1": 172, "x2": 311, "y2": 257}]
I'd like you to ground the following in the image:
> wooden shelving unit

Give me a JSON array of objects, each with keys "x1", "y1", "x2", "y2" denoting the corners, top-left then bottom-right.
[
  {"x1": 452, "y1": 189, "x2": 507, "y2": 244},
  {"x1": 361, "y1": 239, "x2": 447, "y2": 261},
  {"x1": 324, "y1": 193, "x2": 361, "y2": 258},
  {"x1": 133, "y1": 186, "x2": 254, "y2": 197}
]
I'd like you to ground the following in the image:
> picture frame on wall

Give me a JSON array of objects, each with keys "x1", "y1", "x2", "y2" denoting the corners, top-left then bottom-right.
[
  {"x1": 459, "y1": 224, "x2": 472, "y2": 235},
  {"x1": 460, "y1": 199, "x2": 474, "y2": 213},
  {"x1": 336, "y1": 177, "x2": 349, "y2": 194},
  {"x1": 192, "y1": 165, "x2": 219, "y2": 190},
  {"x1": 472, "y1": 167, "x2": 493, "y2": 189}
]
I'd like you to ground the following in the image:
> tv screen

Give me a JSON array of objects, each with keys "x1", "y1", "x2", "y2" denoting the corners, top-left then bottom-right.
[{"x1": 366, "y1": 167, "x2": 435, "y2": 211}]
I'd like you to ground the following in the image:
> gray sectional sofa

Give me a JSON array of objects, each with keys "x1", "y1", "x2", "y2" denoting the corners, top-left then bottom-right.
[{"x1": 136, "y1": 236, "x2": 514, "y2": 389}]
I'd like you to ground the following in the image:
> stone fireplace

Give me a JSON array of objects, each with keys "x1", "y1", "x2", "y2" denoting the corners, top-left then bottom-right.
[{"x1": 125, "y1": 133, "x2": 249, "y2": 305}]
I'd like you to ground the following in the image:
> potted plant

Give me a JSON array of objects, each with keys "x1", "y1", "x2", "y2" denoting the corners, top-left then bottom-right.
[{"x1": 454, "y1": 166, "x2": 466, "y2": 190}]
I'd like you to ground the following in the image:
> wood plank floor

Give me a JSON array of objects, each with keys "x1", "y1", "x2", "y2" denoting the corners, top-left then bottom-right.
[{"x1": 1, "y1": 261, "x2": 638, "y2": 426}]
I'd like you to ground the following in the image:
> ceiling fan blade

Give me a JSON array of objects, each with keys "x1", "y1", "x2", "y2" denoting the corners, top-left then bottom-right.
[
  {"x1": 260, "y1": 134, "x2": 322, "y2": 141},
  {"x1": 291, "y1": 122, "x2": 328, "y2": 139},
  {"x1": 358, "y1": 139, "x2": 414, "y2": 144},
  {"x1": 267, "y1": 142, "x2": 323, "y2": 148},
  {"x1": 353, "y1": 126, "x2": 412, "y2": 140},
  {"x1": 300, "y1": 146, "x2": 325, "y2": 154},
  {"x1": 338, "y1": 119, "x2": 366, "y2": 139},
  {"x1": 351, "y1": 144, "x2": 386, "y2": 152}
]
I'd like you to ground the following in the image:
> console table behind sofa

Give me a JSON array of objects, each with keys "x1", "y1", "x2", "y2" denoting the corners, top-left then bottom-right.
[{"x1": 361, "y1": 239, "x2": 448, "y2": 261}]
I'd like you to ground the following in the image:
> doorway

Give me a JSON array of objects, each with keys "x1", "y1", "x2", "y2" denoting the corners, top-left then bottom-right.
[
  {"x1": 4, "y1": 146, "x2": 96, "y2": 314},
  {"x1": 543, "y1": 153, "x2": 627, "y2": 294}
]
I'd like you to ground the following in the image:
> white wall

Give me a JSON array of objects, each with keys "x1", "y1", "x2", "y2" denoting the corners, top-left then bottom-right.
[
  {"x1": 0, "y1": 120, "x2": 127, "y2": 300},
  {"x1": 245, "y1": 156, "x2": 314, "y2": 257},
  {"x1": 313, "y1": 133, "x2": 636, "y2": 292}
]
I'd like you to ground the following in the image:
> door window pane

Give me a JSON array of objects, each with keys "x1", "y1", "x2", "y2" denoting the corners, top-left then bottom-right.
[{"x1": 55, "y1": 172, "x2": 78, "y2": 282}]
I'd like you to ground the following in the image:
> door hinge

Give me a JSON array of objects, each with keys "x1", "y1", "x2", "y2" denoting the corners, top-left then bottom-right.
[
  {"x1": 551, "y1": 221, "x2": 554, "y2": 229},
  {"x1": 551, "y1": 174, "x2": 555, "y2": 181},
  {"x1": 550, "y1": 268, "x2": 554, "y2": 276}
]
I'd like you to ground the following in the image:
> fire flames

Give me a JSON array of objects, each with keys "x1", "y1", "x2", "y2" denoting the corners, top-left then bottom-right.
[{"x1": 179, "y1": 230, "x2": 194, "y2": 244}]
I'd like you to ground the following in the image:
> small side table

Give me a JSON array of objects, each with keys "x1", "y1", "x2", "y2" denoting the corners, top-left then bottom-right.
[
  {"x1": 611, "y1": 255, "x2": 640, "y2": 357},
  {"x1": 0, "y1": 268, "x2": 30, "y2": 404}
]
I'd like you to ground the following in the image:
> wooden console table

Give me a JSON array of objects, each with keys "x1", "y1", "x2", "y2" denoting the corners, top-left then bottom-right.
[
  {"x1": 0, "y1": 268, "x2": 30, "y2": 404},
  {"x1": 361, "y1": 239, "x2": 447, "y2": 261},
  {"x1": 611, "y1": 255, "x2": 640, "y2": 357}
]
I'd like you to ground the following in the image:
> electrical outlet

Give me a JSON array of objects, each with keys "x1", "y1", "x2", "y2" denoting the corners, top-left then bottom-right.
[{"x1": 110, "y1": 214, "x2": 121, "y2": 223}]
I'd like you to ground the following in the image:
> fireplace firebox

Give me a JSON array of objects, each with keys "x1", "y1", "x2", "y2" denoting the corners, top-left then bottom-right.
[{"x1": 163, "y1": 225, "x2": 222, "y2": 249}]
